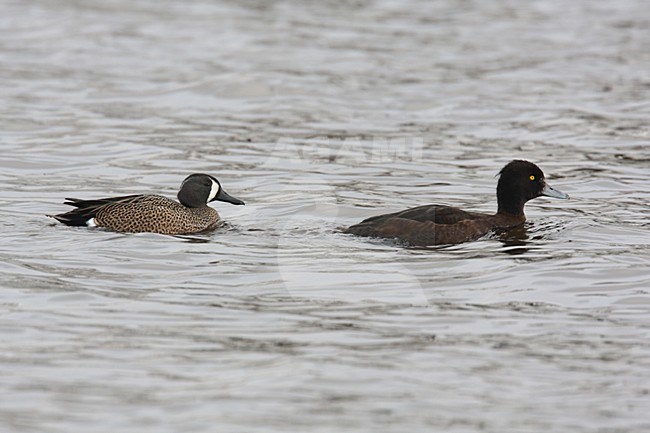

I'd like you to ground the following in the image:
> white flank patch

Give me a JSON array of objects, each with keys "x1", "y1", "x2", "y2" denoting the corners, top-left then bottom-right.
[
  {"x1": 207, "y1": 179, "x2": 220, "y2": 202},
  {"x1": 87, "y1": 218, "x2": 97, "y2": 227}
]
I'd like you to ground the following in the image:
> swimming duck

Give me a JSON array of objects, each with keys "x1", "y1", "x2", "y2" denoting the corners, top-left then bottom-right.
[
  {"x1": 343, "y1": 160, "x2": 568, "y2": 246},
  {"x1": 50, "y1": 173, "x2": 244, "y2": 235}
]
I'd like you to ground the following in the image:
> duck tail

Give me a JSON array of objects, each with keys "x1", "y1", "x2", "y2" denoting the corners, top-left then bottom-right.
[
  {"x1": 48, "y1": 209, "x2": 97, "y2": 227},
  {"x1": 48, "y1": 197, "x2": 100, "y2": 227}
]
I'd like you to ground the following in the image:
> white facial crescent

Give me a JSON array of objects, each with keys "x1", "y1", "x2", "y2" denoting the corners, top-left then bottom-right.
[{"x1": 208, "y1": 179, "x2": 220, "y2": 202}]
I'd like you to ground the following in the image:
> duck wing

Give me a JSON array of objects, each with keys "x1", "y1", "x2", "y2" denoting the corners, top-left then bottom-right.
[
  {"x1": 343, "y1": 205, "x2": 494, "y2": 246},
  {"x1": 352, "y1": 204, "x2": 487, "y2": 226},
  {"x1": 62, "y1": 195, "x2": 143, "y2": 209},
  {"x1": 51, "y1": 195, "x2": 147, "y2": 226}
]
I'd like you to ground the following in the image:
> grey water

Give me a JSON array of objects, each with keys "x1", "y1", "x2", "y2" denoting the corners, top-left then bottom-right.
[{"x1": 1, "y1": 0, "x2": 649, "y2": 432}]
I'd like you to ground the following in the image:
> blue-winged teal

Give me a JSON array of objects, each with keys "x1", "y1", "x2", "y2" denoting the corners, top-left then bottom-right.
[
  {"x1": 50, "y1": 173, "x2": 244, "y2": 235},
  {"x1": 344, "y1": 160, "x2": 569, "y2": 246}
]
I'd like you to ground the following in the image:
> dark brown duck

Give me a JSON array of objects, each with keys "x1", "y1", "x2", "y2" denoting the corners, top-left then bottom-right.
[
  {"x1": 50, "y1": 173, "x2": 244, "y2": 235},
  {"x1": 344, "y1": 160, "x2": 569, "y2": 246}
]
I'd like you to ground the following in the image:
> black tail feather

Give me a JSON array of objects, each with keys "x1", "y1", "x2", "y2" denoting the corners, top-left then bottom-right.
[
  {"x1": 62, "y1": 195, "x2": 139, "y2": 209},
  {"x1": 51, "y1": 194, "x2": 142, "y2": 228},
  {"x1": 48, "y1": 208, "x2": 97, "y2": 227}
]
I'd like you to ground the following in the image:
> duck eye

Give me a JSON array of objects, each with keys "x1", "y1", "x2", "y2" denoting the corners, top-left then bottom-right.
[{"x1": 529, "y1": 175, "x2": 535, "y2": 181}]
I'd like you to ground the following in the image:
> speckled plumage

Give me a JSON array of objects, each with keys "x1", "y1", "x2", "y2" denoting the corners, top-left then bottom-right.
[
  {"x1": 50, "y1": 174, "x2": 244, "y2": 235},
  {"x1": 77, "y1": 195, "x2": 221, "y2": 234}
]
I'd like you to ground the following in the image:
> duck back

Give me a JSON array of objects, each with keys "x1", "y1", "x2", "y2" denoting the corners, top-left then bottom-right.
[{"x1": 344, "y1": 204, "x2": 523, "y2": 246}]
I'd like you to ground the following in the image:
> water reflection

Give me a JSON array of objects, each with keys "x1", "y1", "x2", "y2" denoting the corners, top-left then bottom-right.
[
  {"x1": 2, "y1": 0, "x2": 650, "y2": 432},
  {"x1": 496, "y1": 224, "x2": 531, "y2": 255}
]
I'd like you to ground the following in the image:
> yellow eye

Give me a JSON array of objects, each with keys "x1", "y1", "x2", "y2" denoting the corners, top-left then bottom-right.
[{"x1": 529, "y1": 175, "x2": 535, "y2": 181}]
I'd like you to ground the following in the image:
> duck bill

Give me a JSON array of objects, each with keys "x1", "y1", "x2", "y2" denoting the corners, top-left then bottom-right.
[
  {"x1": 541, "y1": 183, "x2": 569, "y2": 199},
  {"x1": 214, "y1": 189, "x2": 245, "y2": 205}
]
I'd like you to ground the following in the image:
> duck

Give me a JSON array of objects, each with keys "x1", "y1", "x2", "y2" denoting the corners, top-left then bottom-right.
[
  {"x1": 49, "y1": 173, "x2": 245, "y2": 235},
  {"x1": 343, "y1": 160, "x2": 568, "y2": 246}
]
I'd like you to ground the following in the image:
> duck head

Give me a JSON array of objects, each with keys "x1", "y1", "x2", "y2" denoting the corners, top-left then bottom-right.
[
  {"x1": 496, "y1": 160, "x2": 568, "y2": 215},
  {"x1": 177, "y1": 173, "x2": 245, "y2": 208}
]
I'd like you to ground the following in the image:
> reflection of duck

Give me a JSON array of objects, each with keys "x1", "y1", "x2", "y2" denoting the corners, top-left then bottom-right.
[
  {"x1": 50, "y1": 174, "x2": 244, "y2": 235},
  {"x1": 344, "y1": 160, "x2": 569, "y2": 246},
  {"x1": 496, "y1": 224, "x2": 531, "y2": 255}
]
